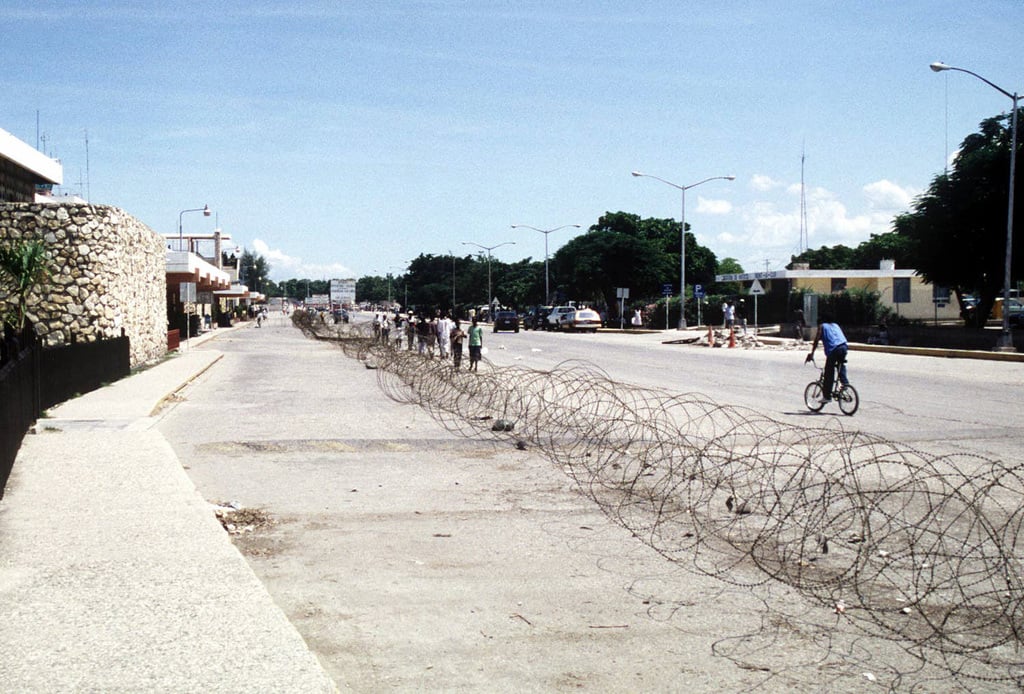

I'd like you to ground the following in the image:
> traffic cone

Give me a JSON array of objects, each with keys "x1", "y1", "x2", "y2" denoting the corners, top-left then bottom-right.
[{"x1": 728, "y1": 328, "x2": 736, "y2": 348}]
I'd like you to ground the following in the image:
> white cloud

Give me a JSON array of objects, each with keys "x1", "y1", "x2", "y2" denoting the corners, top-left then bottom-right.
[
  {"x1": 252, "y1": 239, "x2": 356, "y2": 280},
  {"x1": 750, "y1": 174, "x2": 779, "y2": 192},
  {"x1": 862, "y1": 179, "x2": 917, "y2": 212},
  {"x1": 695, "y1": 196, "x2": 732, "y2": 215}
]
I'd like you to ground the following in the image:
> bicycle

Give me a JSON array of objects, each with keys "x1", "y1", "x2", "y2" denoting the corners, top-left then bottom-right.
[{"x1": 803, "y1": 357, "x2": 859, "y2": 415}]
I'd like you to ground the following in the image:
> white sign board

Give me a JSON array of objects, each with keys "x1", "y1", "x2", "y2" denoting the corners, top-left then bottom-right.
[
  {"x1": 616, "y1": 287, "x2": 630, "y2": 299},
  {"x1": 749, "y1": 279, "x2": 765, "y2": 295},
  {"x1": 330, "y1": 278, "x2": 357, "y2": 306},
  {"x1": 179, "y1": 282, "x2": 196, "y2": 303}
]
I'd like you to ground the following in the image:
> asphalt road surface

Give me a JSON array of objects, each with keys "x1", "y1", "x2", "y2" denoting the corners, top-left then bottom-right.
[{"x1": 158, "y1": 313, "x2": 1024, "y2": 692}]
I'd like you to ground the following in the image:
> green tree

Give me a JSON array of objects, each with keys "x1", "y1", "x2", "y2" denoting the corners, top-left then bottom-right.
[
  {"x1": 238, "y1": 249, "x2": 271, "y2": 295},
  {"x1": 894, "y1": 110, "x2": 1022, "y2": 326},
  {"x1": 0, "y1": 238, "x2": 51, "y2": 330},
  {"x1": 551, "y1": 228, "x2": 673, "y2": 310}
]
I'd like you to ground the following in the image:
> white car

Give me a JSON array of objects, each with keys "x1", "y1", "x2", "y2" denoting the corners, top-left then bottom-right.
[
  {"x1": 545, "y1": 306, "x2": 575, "y2": 330},
  {"x1": 561, "y1": 308, "x2": 602, "y2": 332}
]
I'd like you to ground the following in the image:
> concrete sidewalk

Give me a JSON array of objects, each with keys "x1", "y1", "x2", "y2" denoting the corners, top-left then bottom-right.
[{"x1": 0, "y1": 337, "x2": 338, "y2": 692}]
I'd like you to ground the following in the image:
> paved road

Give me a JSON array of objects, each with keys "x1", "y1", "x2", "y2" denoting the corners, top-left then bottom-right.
[
  {"x1": 483, "y1": 324, "x2": 1024, "y2": 462},
  {"x1": 157, "y1": 313, "x2": 1023, "y2": 692}
]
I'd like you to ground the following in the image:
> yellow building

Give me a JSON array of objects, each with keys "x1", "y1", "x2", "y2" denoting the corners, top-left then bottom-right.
[{"x1": 715, "y1": 260, "x2": 962, "y2": 322}]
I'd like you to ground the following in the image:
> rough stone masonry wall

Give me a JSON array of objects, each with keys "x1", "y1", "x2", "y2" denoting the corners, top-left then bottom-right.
[{"x1": 0, "y1": 202, "x2": 167, "y2": 367}]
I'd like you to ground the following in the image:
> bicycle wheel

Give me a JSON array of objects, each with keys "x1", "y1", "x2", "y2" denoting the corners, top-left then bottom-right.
[
  {"x1": 804, "y1": 381, "x2": 825, "y2": 412},
  {"x1": 838, "y1": 384, "x2": 859, "y2": 416}
]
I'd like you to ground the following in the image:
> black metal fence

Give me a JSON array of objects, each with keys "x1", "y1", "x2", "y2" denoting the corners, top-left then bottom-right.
[{"x1": 0, "y1": 328, "x2": 130, "y2": 499}]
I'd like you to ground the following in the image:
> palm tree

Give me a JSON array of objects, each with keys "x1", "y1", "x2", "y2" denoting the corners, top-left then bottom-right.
[{"x1": 0, "y1": 239, "x2": 51, "y2": 330}]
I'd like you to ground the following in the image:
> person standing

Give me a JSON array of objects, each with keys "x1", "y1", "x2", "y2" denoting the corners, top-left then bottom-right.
[
  {"x1": 468, "y1": 317, "x2": 484, "y2": 371},
  {"x1": 450, "y1": 319, "x2": 466, "y2": 371},
  {"x1": 630, "y1": 308, "x2": 642, "y2": 329},
  {"x1": 436, "y1": 313, "x2": 451, "y2": 360},
  {"x1": 806, "y1": 312, "x2": 850, "y2": 403},
  {"x1": 793, "y1": 308, "x2": 806, "y2": 341}
]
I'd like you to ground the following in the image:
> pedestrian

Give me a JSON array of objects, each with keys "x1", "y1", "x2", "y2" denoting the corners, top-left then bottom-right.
[
  {"x1": 380, "y1": 314, "x2": 390, "y2": 344},
  {"x1": 426, "y1": 315, "x2": 438, "y2": 358},
  {"x1": 468, "y1": 317, "x2": 483, "y2": 371},
  {"x1": 416, "y1": 314, "x2": 432, "y2": 355},
  {"x1": 721, "y1": 300, "x2": 729, "y2": 329},
  {"x1": 738, "y1": 299, "x2": 747, "y2": 335},
  {"x1": 805, "y1": 311, "x2": 850, "y2": 404},
  {"x1": 436, "y1": 313, "x2": 451, "y2": 360},
  {"x1": 405, "y1": 314, "x2": 416, "y2": 350},
  {"x1": 450, "y1": 319, "x2": 466, "y2": 371},
  {"x1": 631, "y1": 308, "x2": 642, "y2": 329},
  {"x1": 725, "y1": 301, "x2": 735, "y2": 330}
]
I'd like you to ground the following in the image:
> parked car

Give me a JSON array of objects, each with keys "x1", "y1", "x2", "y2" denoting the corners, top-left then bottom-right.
[
  {"x1": 523, "y1": 306, "x2": 553, "y2": 330},
  {"x1": 546, "y1": 306, "x2": 575, "y2": 330},
  {"x1": 493, "y1": 310, "x2": 520, "y2": 332},
  {"x1": 561, "y1": 308, "x2": 602, "y2": 332}
]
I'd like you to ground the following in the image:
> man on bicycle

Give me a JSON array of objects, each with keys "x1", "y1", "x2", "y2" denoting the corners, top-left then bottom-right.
[{"x1": 805, "y1": 312, "x2": 849, "y2": 403}]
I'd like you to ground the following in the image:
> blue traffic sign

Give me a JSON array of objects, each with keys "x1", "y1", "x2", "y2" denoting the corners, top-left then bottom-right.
[
  {"x1": 661, "y1": 283, "x2": 674, "y2": 296},
  {"x1": 694, "y1": 284, "x2": 705, "y2": 299}
]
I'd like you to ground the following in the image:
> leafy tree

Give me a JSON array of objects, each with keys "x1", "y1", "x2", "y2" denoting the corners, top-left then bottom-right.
[
  {"x1": 238, "y1": 249, "x2": 271, "y2": 294},
  {"x1": 0, "y1": 238, "x2": 51, "y2": 330},
  {"x1": 893, "y1": 109, "x2": 1023, "y2": 326},
  {"x1": 551, "y1": 228, "x2": 673, "y2": 310},
  {"x1": 788, "y1": 244, "x2": 856, "y2": 270}
]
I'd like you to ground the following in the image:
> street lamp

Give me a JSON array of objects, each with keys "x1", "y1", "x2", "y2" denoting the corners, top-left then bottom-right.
[
  {"x1": 461, "y1": 241, "x2": 516, "y2": 310},
  {"x1": 511, "y1": 223, "x2": 581, "y2": 304},
  {"x1": 177, "y1": 204, "x2": 211, "y2": 252},
  {"x1": 931, "y1": 61, "x2": 1019, "y2": 352},
  {"x1": 632, "y1": 171, "x2": 735, "y2": 328}
]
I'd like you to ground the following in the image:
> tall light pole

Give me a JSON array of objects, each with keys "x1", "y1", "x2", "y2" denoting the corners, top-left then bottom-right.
[
  {"x1": 177, "y1": 204, "x2": 211, "y2": 252},
  {"x1": 511, "y1": 223, "x2": 581, "y2": 304},
  {"x1": 632, "y1": 171, "x2": 735, "y2": 328},
  {"x1": 447, "y1": 250, "x2": 456, "y2": 313},
  {"x1": 931, "y1": 61, "x2": 1019, "y2": 352},
  {"x1": 461, "y1": 241, "x2": 515, "y2": 310}
]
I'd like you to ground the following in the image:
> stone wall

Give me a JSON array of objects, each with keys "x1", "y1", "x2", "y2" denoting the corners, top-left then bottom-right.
[{"x1": 0, "y1": 202, "x2": 167, "y2": 367}]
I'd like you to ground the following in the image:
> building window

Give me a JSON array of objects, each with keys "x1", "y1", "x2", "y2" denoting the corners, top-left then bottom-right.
[
  {"x1": 893, "y1": 277, "x2": 911, "y2": 304},
  {"x1": 830, "y1": 277, "x2": 847, "y2": 293}
]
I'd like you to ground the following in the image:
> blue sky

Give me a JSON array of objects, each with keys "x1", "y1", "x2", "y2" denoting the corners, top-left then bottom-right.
[{"x1": 3, "y1": 1, "x2": 1023, "y2": 282}]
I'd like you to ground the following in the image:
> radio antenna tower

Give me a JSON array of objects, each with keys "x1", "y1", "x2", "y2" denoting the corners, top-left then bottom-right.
[{"x1": 799, "y1": 146, "x2": 808, "y2": 253}]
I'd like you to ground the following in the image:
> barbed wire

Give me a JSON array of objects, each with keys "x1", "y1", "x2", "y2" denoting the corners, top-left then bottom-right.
[{"x1": 294, "y1": 312, "x2": 1024, "y2": 687}]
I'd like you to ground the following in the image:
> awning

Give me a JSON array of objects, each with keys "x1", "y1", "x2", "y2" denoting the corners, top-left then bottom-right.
[{"x1": 166, "y1": 251, "x2": 231, "y2": 291}]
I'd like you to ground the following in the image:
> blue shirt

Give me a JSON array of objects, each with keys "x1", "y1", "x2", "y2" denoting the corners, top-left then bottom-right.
[{"x1": 821, "y1": 323, "x2": 847, "y2": 355}]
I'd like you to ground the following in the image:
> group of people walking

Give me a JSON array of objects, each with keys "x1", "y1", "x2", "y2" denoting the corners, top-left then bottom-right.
[{"x1": 374, "y1": 310, "x2": 484, "y2": 371}]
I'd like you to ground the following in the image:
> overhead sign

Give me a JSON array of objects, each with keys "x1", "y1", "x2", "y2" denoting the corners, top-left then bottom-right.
[{"x1": 749, "y1": 279, "x2": 765, "y2": 296}]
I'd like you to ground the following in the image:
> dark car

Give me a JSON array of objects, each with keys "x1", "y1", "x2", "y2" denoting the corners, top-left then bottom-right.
[
  {"x1": 493, "y1": 310, "x2": 520, "y2": 333},
  {"x1": 523, "y1": 306, "x2": 552, "y2": 330}
]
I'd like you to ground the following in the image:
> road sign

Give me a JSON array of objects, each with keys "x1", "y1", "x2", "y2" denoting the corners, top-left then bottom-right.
[
  {"x1": 616, "y1": 287, "x2": 630, "y2": 299},
  {"x1": 694, "y1": 284, "x2": 705, "y2": 299},
  {"x1": 749, "y1": 279, "x2": 765, "y2": 296},
  {"x1": 662, "y1": 283, "x2": 674, "y2": 297}
]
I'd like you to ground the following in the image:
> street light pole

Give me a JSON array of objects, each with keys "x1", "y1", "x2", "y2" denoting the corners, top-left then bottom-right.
[
  {"x1": 511, "y1": 223, "x2": 581, "y2": 304},
  {"x1": 177, "y1": 204, "x2": 211, "y2": 252},
  {"x1": 461, "y1": 241, "x2": 516, "y2": 310},
  {"x1": 632, "y1": 172, "x2": 735, "y2": 328},
  {"x1": 931, "y1": 61, "x2": 1019, "y2": 351}
]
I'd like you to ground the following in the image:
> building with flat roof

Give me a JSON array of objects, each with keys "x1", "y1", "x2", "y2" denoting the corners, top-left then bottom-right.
[
  {"x1": 715, "y1": 260, "x2": 961, "y2": 322},
  {"x1": 0, "y1": 127, "x2": 62, "y2": 202}
]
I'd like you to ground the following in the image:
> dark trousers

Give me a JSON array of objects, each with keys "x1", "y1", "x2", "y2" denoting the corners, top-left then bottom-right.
[{"x1": 824, "y1": 344, "x2": 849, "y2": 398}]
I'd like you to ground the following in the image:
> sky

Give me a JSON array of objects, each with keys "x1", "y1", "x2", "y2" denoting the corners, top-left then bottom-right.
[{"x1": 3, "y1": 1, "x2": 1023, "y2": 283}]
